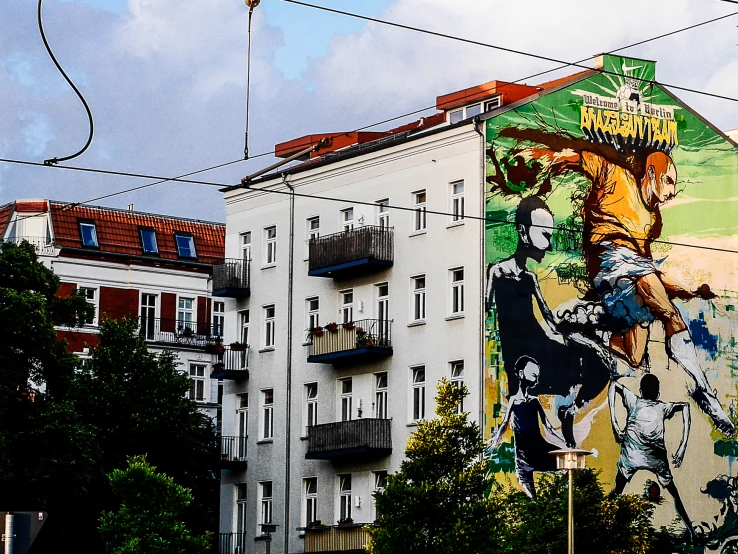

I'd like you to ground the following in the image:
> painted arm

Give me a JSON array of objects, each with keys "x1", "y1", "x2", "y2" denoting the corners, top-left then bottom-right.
[
  {"x1": 659, "y1": 272, "x2": 716, "y2": 301},
  {"x1": 490, "y1": 400, "x2": 514, "y2": 450},
  {"x1": 608, "y1": 382, "x2": 625, "y2": 444},
  {"x1": 671, "y1": 402, "x2": 691, "y2": 468},
  {"x1": 537, "y1": 400, "x2": 567, "y2": 445},
  {"x1": 530, "y1": 272, "x2": 561, "y2": 335}
]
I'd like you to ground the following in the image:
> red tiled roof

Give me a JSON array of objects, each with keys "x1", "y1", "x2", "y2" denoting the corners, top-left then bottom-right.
[
  {"x1": 0, "y1": 203, "x2": 13, "y2": 235},
  {"x1": 49, "y1": 202, "x2": 224, "y2": 264},
  {"x1": 15, "y1": 200, "x2": 49, "y2": 212}
]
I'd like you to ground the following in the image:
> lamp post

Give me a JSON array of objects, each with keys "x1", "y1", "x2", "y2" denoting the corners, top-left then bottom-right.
[
  {"x1": 259, "y1": 524, "x2": 278, "y2": 554},
  {"x1": 550, "y1": 449, "x2": 592, "y2": 554}
]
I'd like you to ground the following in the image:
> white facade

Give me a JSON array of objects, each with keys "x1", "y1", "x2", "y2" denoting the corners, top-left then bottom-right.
[{"x1": 219, "y1": 122, "x2": 483, "y2": 553}]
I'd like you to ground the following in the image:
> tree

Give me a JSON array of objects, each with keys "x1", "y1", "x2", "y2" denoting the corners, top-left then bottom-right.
[
  {"x1": 369, "y1": 379, "x2": 506, "y2": 554},
  {"x1": 100, "y1": 455, "x2": 211, "y2": 554}
]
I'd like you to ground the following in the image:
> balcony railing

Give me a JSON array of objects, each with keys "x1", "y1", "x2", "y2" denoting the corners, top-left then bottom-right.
[
  {"x1": 304, "y1": 524, "x2": 372, "y2": 553},
  {"x1": 4, "y1": 236, "x2": 56, "y2": 257},
  {"x1": 306, "y1": 418, "x2": 392, "y2": 460},
  {"x1": 217, "y1": 533, "x2": 247, "y2": 554},
  {"x1": 307, "y1": 318, "x2": 392, "y2": 364},
  {"x1": 308, "y1": 226, "x2": 393, "y2": 278},
  {"x1": 138, "y1": 317, "x2": 221, "y2": 348},
  {"x1": 213, "y1": 259, "x2": 250, "y2": 298},
  {"x1": 210, "y1": 346, "x2": 250, "y2": 380},
  {"x1": 219, "y1": 435, "x2": 247, "y2": 470}
]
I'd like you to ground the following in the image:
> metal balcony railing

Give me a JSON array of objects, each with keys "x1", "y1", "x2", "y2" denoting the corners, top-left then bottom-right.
[
  {"x1": 211, "y1": 346, "x2": 250, "y2": 380},
  {"x1": 306, "y1": 418, "x2": 392, "y2": 460},
  {"x1": 217, "y1": 533, "x2": 248, "y2": 554},
  {"x1": 138, "y1": 317, "x2": 220, "y2": 348},
  {"x1": 308, "y1": 318, "x2": 392, "y2": 363},
  {"x1": 213, "y1": 259, "x2": 250, "y2": 297},
  {"x1": 4, "y1": 236, "x2": 56, "y2": 256},
  {"x1": 308, "y1": 225, "x2": 393, "y2": 277},
  {"x1": 304, "y1": 524, "x2": 372, "y2": 553},
  {"x1": 220, "y1": 435, "x2": 247, "y2": 467}
]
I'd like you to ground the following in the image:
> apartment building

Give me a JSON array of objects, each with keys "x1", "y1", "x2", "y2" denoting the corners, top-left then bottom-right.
[{"x1": 0, "y1": 199, "x2": 229, "y2": 424}]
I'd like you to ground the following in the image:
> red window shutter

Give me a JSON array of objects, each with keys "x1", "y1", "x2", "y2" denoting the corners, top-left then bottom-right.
[
  {"x1": 100, "y1": 287, "x2": 139, "y2": 321},
  {"x1": 57, "y1": 282, "x2": 77, "y2": 298},
  {"x1": 127, "y1": 289, "x2": 140, "y2": 319},
  {"x1": 161, "y1": 293, "x2": 176, "y2": 333},
  {"x1": 197, "y1": 296, "x2": 208, "y2": 335}
]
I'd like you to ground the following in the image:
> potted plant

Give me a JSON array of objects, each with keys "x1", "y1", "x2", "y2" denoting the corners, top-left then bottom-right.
[
  {"x1": 342, "y1": 321, "x2": 355, "y2": 330},
  {"x1": 306, "y1": 520, "x2": 325, "y2": 530},
  {"x1": 310, "y1": 326, "x2": 324, "y2": 336},
  {"x1": 337, "y1": 517, "x2": 354, "y2": 526},
  {"x1": 229, "y1": 341, "x2": 246, "y2": 351},
  {"x1": 205, "y1": 340, "x2": 225, "y2": 355},
  {"x1": 325, "y1": 322, "x2": 339, "y2": 332},
  {"x1": 178, "y1": 326, "x2": 195, "y2": 338}
]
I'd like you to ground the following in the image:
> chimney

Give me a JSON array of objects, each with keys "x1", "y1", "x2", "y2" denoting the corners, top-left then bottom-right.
[{"x1": 127, "y1": 204, "x2": 134, "y2": 212}]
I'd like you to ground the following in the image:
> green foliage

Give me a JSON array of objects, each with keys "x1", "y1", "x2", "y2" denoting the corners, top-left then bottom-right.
[
  {"x1": 100, "y1": 455, "x2": 211, "y2": 554},
  {"x1": 369, "y1": 379, "x2": 506, "y2": 554}
]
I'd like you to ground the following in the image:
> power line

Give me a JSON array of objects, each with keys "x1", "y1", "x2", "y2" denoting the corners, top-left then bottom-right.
[{"x1": 282, "y1": 0, "x2": 738, "y2": 104}]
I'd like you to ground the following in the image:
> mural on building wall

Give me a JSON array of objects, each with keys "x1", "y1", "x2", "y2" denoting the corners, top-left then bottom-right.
[{"x1": 484, "y1": 54, "x2": 738, "y2": 545}]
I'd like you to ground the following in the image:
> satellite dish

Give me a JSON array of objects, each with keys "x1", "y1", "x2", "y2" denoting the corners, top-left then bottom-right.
[{"x1": 244, "y1": 0, "x2": 261, "y2": 7}]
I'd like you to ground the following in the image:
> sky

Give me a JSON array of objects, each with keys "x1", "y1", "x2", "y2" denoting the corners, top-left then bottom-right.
[{"x1": 1, "y1": 0, "x2": 737, "y2": 222}]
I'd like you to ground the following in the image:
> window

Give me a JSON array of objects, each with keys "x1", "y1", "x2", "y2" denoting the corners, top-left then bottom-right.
[
  {"x1": 372, "y1": 471, "x2": 387, "y2": 521},
  {"x1": 450, "y1": 268, "x2": 465, "y2": 315},
  {"x1": 377, "y1": 199, "x2": 390, "y2": 228},
  {"x1": 412, "y1": 191, "x2": 426, "y2": 233},
  {"x1": 340, "y1": 378, "x2": 352, "y2": 422},
  {"x1": 306, "y1": 297, "x2": 320, "y2": 331},
  {"x1": 236, "y1": 484, "x2": 248, "y2": 535},
  {"x1": 412, "y1": 276, "x2": 426, "y2": 322},
  {"x1": 263, "y1": 305, "x2": 275, "y2": 349},
  {"x1": 174, "y1": 233, "x2": 196, "y2": 258},
  {"x1": 241, "y1": 232, "x2": 252, "y2": 261},
  {"x1": 450, "y1": 180, "x2": 464, "y2": 223},
  {"x1": 239, "y1": 310, "x2": 250, "y2": 345},
  {"x1": 140, "y1": 293, "x2": 156, "y2": 339},
  {"x1": 264, "y1": 226, "x2": 277, "y2": 266},
  {"x1": 342, "y1": 208, "x2": 354, "y2": 231},
  {"x1": 466, "y1": 103, "x2": 482, "y2": 118},
  {"x1": 411, "y1": 366, "x2": 426, "y2": 421},
  {"x1": 189, "y1": 364, "x2": 206, "y2": 402},
  {"x1": 178, "y1": 297, "x2": 194, "y2": 332},
  {"x1": 484, "y1": 96, "x2": 501, "y2": 111},
  {"x1": 306, "y1": 217, "x2": 319, "y2": 258},
  {"x1": 261, "y1": 389, "x2": 274, "y2": 440},
  {"x1": 450, "y1": 361, "x2": 465, "y2": 414},
  {"x1": 304, "y1": 478, "x2": 318, "y2": 526},
  {"x1": 375, "y1": 372, "x2": 388, "y2": 419},
  {"x1": 213, "y1": 301, "x2": 225, "y2": 337},
  {"x1": 376, "y1": 283, "x2": 389, "y2": 342},
  {"x1": 449, "y1": 109, "x2": 463, "y2": 124},
  {"x1": 79, "y1": 221, "x2": 98, "y2": 248},
  {"x1": 139, "y1": 228, "x2": 158, "y2": 254},
  {"x1": 338, "y1": 474, "x2": 352, "y2": 522},
  {"x1": 237, "y1": 394, "x2": 248, "y2": 458},
  {"x1": 305, "y1": 383, "x2": 318, "y2": 434},
  {"x1": 339, "y1": 290, "x2": 353, "y2": 324},
  {"x1": 259, "y1": 481, "x2": 273, "y2": 527},
  {"x1": 78, "y1": 286, "x2": 97, "y2": 325}
]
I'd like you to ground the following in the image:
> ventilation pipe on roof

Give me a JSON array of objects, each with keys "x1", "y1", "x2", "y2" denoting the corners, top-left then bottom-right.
[
  {"x1": 240, "y1": 138, "x2": 333, "y2": 186},
  {"x1": 127, "y1": 204, "x2": 134, "y2": 212}
]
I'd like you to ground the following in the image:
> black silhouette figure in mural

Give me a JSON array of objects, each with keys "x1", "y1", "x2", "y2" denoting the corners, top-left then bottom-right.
[
  {"x1": 486, "y1": 196, "x2": 613, "y2": 447},
  {"x1": 609, "y1": 374, "x2": 694, "y2": 540},
  {"x1": 490, "y1": 356, "x2": 565, "y2": 499}
]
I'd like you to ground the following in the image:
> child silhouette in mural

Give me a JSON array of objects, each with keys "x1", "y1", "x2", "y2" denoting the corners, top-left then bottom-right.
[
  {"x1": 486, "y1": 196, "x2": 614, "y2": 447},
  {"x1": 490, "y1": 356, "x2": 566, "y2": 499},
  {"x1": 609, "y1": 374, "x2": 694, "y2": 540}
]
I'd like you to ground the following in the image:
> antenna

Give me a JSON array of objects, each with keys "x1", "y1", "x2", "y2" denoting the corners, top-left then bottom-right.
[{"x1": 243, "y1": 0, "x2": 261, "y2": 159}]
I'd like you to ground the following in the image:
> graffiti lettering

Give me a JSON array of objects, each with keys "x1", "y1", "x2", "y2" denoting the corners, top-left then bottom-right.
[{"x1": 580, "y1": 106, "x2": 678, "y2": 147}]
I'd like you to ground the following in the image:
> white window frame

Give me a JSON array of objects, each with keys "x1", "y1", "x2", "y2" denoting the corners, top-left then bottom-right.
[
  {"x1": 177, "y1": 296, "x2": 195, "y2": 332},
  {"x1": 376, "y1": 199, "x2": 390, "y2": 228},
  {"x1": 339, "y1": 289, "x2": 353, "y2": 324},
  {"x1": 212, "y1": 300, "x2": 225, "y2": 338},
  {"x1": 264, "y1": 226, "x2": 277, "y2": 267},
  {"x1": 449, "y1": 267, "x2": 465, "y2": 316},
  {"x1": 306, "y1": 297, "x2": 320, "y2": 332},
  {"x1": 450, "y1": 360, "x2": 465, "y2": 414},
  {"x1": 303, "y1": 477, "x2": 318, "y2": 526},
  {"x1": 450, "y1": 180, "x2": 465, "y2": 224},
  {"x1": 188, "y1": 363, "x2": 206, "y2": 402},
  {"x1": 304, "y1": 382, "x2": 318, "y2": 435},
  {"x1": 237, "y1": 394, "x2": 248, "y2": 458},
  {"x1": 341, "y1": 208, "x2": 354, "y2": 232},
  {"x1": 339, "y1": 378, "x2": 353, "y2": 422},
  {"x1": 372, "y1": 470, "x2": 387, "y2": 521},
  {"x1": 259, "y1": 481, "x2": 273, "y2": 530},
  {"x1": 261, "y1": 389, "x2": 274, "y2": 440},
  {"x1": 306, "y1": 216, "x2": 320, "y2": 259},
  {"x1": 411, "y1": 275, "x2": 426, "y2": 323},
  {"x1": 448, "y1": 108, "x2": 464, "y2": 124},
  {"x1": 484, "y1": 96, "x2": 501, "y2": 111},
  {"x1": 263, "y1": 304, "x2": 275, "y2": 349},
  {"x1": 338, "y1": 474, "x2": 352, "y2": 522},
  {"x1": 239, "y1": 309, "x2": 250, "y2": 345},
  {"x1": 411, "y1": 190, "x2": 427, "y2": 234},
  {"x1": 235, "y1": 483, "x2": 248, "y2": 535},
  {"x1": 241, "y1": 231, "x2": 252, "y2": 261},
  {"x1": 411, "y1": 365, "x2": 426, "y2": 422},
  {"x1": 78, "y1": 285, "x2": 98, "y2": 326},
  {"x1": 374, "y1": 372, "x2": 388, "y2": 419},
  {"x1": 139, "y1": 292, "x2": 157, "y2": 340}
]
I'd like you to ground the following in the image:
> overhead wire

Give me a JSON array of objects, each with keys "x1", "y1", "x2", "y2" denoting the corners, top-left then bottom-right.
[
  {"x1": 37, "y1": 0, "x2": 95, "y2": 165},
  {"x1": 244, "y1": 3, "x2": 257, "y2": 159}
]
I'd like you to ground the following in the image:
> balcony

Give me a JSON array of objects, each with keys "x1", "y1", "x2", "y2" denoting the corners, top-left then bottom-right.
[
  {"x1": 210, "y1": 346, "x2": 250, "y2": 380},
  {"x1": 307, "y1": 319, "x2": 392, "y2": 364},
  {"x1": 138, "y1": 317, "x2": 220, "y2": 349},
  {"x1": 304, "y1": 524, "x2": 371, "y2": 553},
  {"x1": 213, "y1": 259, "x2": 250, "y2": 298},
  {"x1": 219, "y1": 435, "x2": 247, "y2": 470},
  {"x1": 4, "y1": 236, "x2": 56, "y2": 257},
  {"x1": 217, "y1": 533, "x2": 247, "y2": 554},
  {"x1": 306, "y1": 418, "x2": 392, "y2": 460},
  {"x1": 308, "y1": 226, "x2": 393, "y2": 278}
]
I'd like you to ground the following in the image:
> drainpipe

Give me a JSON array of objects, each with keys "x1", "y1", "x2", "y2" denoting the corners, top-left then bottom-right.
[
  {"x1": 473, "y1": 116, "x2": 486, "y2": 439},
  {"x1": 4, "y1": 512, "x2": 14, "y2": 554},
  {"x1": 283, "y1": 172, "x2": 295, "y2": 554}
]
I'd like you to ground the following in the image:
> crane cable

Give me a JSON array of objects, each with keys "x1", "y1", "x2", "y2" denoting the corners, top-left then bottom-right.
[{"x1": 37, "y1": 0, "x2": 94, "y2": 166}]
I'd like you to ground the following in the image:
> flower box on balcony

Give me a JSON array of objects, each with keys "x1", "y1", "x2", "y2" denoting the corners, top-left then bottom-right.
[
  {"x1": 205, "y1": 342, "x2": 225, "y2": 355},
  {"x1": 229, "y1": 342, "x2": 247, "y2": 352},
  {"x1": 325, "y1": 322, "x2": 339, "y2": 332},
  {"x1": 310, "y1": 326, "x2": 324, "y2": 336},
  {"x1": 337, "y1": 518, "x2": 354, "y2": 527},
  {"x1": 342, "y1": 322, "x2": 355, "y2": 330}
]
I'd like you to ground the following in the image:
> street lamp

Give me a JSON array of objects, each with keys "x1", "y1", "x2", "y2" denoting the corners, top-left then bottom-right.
[
  {"x1": 550, "y1": 449, "x2": 592, "y2": 554},
  {"x1": 258, "y1": 524, "x2": 278, "y2": 554}
]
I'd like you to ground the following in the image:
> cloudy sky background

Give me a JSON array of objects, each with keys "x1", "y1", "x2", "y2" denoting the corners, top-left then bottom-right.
[{"x1": 1, "y1": 0, "x2": 737, "y2": 222}]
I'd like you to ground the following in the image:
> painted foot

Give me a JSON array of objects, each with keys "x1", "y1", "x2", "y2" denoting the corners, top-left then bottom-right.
[{"x1": 690, "y1": 387, "x2": 736, "y2": 436}]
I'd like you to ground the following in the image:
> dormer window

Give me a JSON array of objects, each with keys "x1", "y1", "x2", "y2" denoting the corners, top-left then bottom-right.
[
  {"x1": 484, "y1": 96, "x2": 501, "y2": 111},
  {"x1": 79, "y1": 220, "x2": 98, "y2": 248},
  {"x1": 174, "y1": 232, "x2": 196, "y2": 258},
  {"x1": 449, "y1": 109, "x2": 464, "y2": 124},
  {"x1": 448, "y1": 96, "x2": 501, "y2": 124},
  {"x1": 140, "y1": 228, "x2": 158, "y2": 254}
]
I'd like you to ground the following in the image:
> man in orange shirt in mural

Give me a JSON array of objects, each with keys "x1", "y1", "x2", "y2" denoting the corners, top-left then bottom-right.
[{"x1": 539, "y1": 147, "x2": 734, "y2": 435}]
